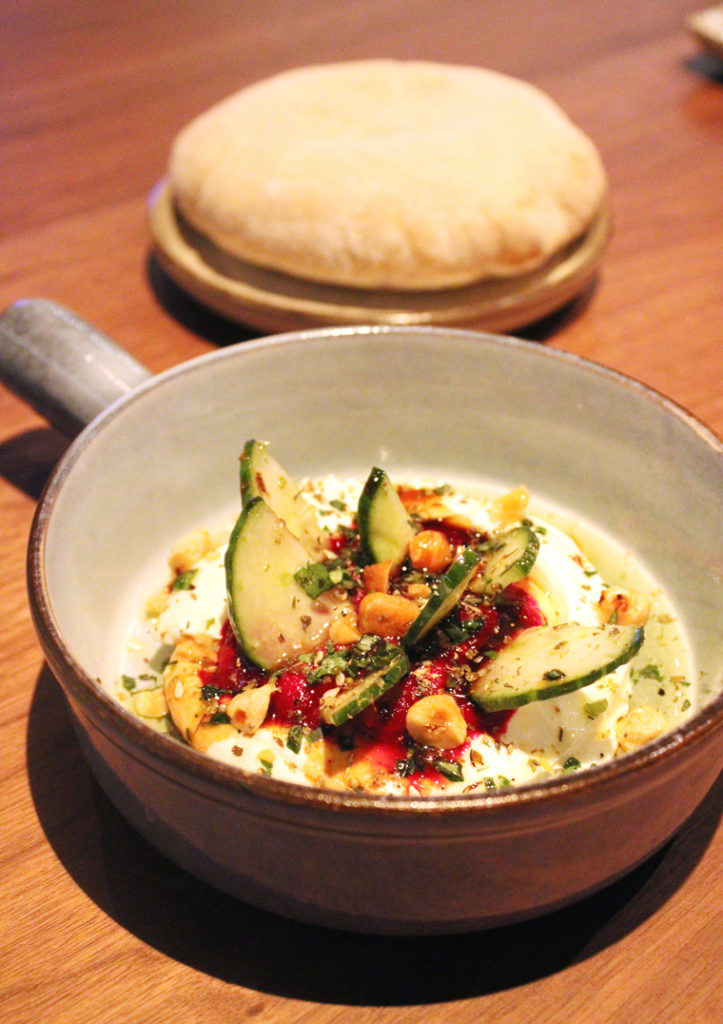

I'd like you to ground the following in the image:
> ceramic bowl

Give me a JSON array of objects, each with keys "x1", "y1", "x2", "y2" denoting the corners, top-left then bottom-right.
[{"x1": 2, "y1": 299, "x2": 721, "y2": 935}]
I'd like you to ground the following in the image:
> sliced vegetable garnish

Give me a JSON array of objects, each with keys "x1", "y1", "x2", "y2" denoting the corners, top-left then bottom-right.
[
  {"x1": 225, "y1": 496, "x2": 339, "y2": 670},
  {"x1": 402, "y1": 547, "x2": 482, "y2": 649},
  {"x1": 239, "y1": 439, "x2": 326, "y2": 556},
  {"x1": 473, "y1": 523, "x2": 540, "y2": 594},
  {"x1": 318, "y1": 642, "x2": 410, "y2": 726},
  {"x1": 357, "y1": 466, "x2": 416, "y2": 571},
  {"x1": 469, "y1": 622, "x2": 644, "y2": 711}
]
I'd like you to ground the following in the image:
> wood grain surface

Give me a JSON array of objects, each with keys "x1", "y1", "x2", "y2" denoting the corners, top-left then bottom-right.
[{"x1": 1, "y1": 2, "x2": 721, "y2": 1022}]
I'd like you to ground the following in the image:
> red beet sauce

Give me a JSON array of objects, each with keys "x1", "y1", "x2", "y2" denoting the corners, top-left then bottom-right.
[{"x1": 203, "y1": 581, "x2": 545, "y2": 788}]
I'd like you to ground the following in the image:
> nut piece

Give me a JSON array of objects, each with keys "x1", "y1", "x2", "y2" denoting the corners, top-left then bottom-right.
[
  {"x1": 406, "y1": 693, "x2": 467, "y2": 749},
  {"x1": 163, "y1": 633, "x2": 219, "y2": 744},
  {"x1": 168, "y1": 528, "x2": 214, "y2": 574},
  {"x1": 616, "y1": 706, "x2": 667, "y2": 753},
  {"x1": 227, "y1": 682, "x2": 276, "y2": 736},
  {"x1": 490, "y1": 485, "x2": 530, "y2": 525},
  {"x1": 408, "y1": 530, "x2": 454, "y2": 573},
  {"x1": 358, "y1": 592, "x2": 420, "y2": 639},
  {"x1": 328, "y1": 605, "x2": 361, "y2": 644},
  {"x1": 133, "y1": 688, "x2": 168, "y2": 719},
  {"x1": 598, "y1": 587, "x2": 650, "y2": 626},
  {"x1": 362, "y1": 560, "x2": 392, "y2": 594}
]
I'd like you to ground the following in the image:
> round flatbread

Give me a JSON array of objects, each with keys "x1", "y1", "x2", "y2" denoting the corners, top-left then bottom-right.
[{"x1": 169, "y1": 60, "x2": 607, "y2": 291}]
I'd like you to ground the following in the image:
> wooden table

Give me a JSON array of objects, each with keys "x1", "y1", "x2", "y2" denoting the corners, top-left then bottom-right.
[{"x1": 1, "y1": 2, "x2": 721, "y2": 1021}]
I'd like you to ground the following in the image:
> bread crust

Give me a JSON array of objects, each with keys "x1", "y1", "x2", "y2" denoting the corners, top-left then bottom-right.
[{"x1": 169, "y1": 60, "x2": 607, "y2": 291}]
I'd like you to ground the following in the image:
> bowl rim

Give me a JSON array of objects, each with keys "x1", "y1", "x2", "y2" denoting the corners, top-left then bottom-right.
[{"x1": 27, "y1": 324, "x2": 723, "y2": 818}]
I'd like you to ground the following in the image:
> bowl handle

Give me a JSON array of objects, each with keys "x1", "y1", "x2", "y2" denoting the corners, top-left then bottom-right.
[{"x1": 0, "y1": 298, "x2": 151, "y2": 437}]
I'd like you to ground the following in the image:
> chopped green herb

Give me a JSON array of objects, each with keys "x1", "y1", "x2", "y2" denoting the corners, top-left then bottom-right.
[
  {"x1": 395, "y1": 755, "x2": 417, "y2": 778},
  {"x1": 639, "y1": 663, "x2": 663, "y2": 681},
  {"x1": 308, "y1": 636, "x2": 403, "y2": 686},
  {"x1": 172, "y1": 568, "x2": 198, "y2": 591},
  {"x1": 209, "y1": 711, "x2": 230, "y2": 725},
  {"x1": 306, "y1": 727, "x2": 323, "y2": 745},
  {"x1": 438, "y1": 607, "x2": 488, "y2": 644},
  {"x1": 329, "y1": 499, "x2": 347, "y2": 511},
  {"x1": 121, "y1": 674, "x2": 136, "y2": 692},
  {"x1": 583, "y1": 698, "x2": 609, "y2": 719},
  {"x1": 562, "y1": 756, "x2": 581, "y2": 773},
  {"x1": 294, "y1": 561, "x2": 336, "y2": 598},
  {"x1": 294, "y1": 559, "x2": 355, "y2": 598},
  {"x1": 543, "y1": 668, "x2": 566, "y2": 681},
  {"x1": 347, "y1": 636, "x2": 402, "y2": 676},
  {"x1": 287, "y1": 724, "x2": 303, "y2": 754},
  {"x1": 434, "y1": 759, "x2": 464, "y2": 782},
  {"x1": 307, "y1": 649, "x2": 349, "y2": 684}
]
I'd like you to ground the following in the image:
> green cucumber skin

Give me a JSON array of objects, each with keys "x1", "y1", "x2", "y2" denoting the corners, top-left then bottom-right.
[
  {"x1": 320, "y1": 651, "x2": 410, "y2": 727},
  {"x1": 225, "y1": 497, "x2": 335, "y2": 670},
  {"x1": 357, "y1": 466, "x2": 385, "y2": 564},
  {"x1": 470, "y1": 623, "x2": 644, "y2": 711},
  {"x1": 402, "y1": 547, "x2": 482, "y2": 650},
  {"x1": 239, "y1": 438, "x2": 260, "y2": 505},
  {"x1": 357, "y1": 466, "x2": 415, "y2": 569},
  {"x1": 479, "y1": 524, "x2": 540, "y2": 592}
]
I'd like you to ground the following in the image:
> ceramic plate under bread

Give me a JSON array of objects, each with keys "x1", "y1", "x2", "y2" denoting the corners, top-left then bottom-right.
[{"x1": 147, "y1": 179, "x2": 610, "y2": 334}]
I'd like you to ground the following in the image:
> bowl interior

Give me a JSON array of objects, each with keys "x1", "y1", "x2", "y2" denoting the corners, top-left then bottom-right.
[{"x1": 38, "y1": 327, "x2": 723, "y2": 717}]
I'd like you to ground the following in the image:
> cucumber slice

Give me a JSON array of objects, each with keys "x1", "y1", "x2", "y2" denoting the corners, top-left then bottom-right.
[
  {"x1": 473, "y1": 523, "x2": 539, "y2": 595},
  {"x1": 357, "y1": 466, "x2": 415, "y2": 570},
  {"x1": 402, "y1": 547, "x2": 482, "y2": 649},
  {"x1": 469, "y1": 622, "x2": 644, "y2": 711},
  {"x1": 239, "y1": 439, "x2": 326, "y2": 556},
  {"x1": 225, "y1": 496, "x2": 337, "y2": 670},
  {"x1": 319, "y1": 646, "x2": 410, "y2": 726}
]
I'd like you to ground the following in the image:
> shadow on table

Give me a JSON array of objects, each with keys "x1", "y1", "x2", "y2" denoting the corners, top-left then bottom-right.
[
  {"x1": 685, "y1": 53, "x2": 723, "y2": 85},
  {"x1": 0, "y1": 428, "x2": 69, "y2": 500},
  {"x1": 27, "y1": 666, "x2": 722, "y2": 1007},
  {"x1": 148, "y1": 255, "x2": 261, "y2": 347},
  {"x1": 147, "y1": 250, "x2": 598, "y2": 349}
]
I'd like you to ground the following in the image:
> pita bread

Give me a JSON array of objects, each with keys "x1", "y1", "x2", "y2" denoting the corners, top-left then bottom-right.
[{"x1": 169, "y1": 60, "x2": 607, "y2": 291}]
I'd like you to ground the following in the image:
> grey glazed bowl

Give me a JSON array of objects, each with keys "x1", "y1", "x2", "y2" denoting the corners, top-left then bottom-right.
[{"x1": 2, "y1": 299, "x2": 721, "y2": 935}]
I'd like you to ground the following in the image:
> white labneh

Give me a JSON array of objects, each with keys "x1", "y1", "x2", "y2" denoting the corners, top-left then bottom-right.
[{"x1": 115, "y1": 473, "x2": 694, "y2": 794}]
